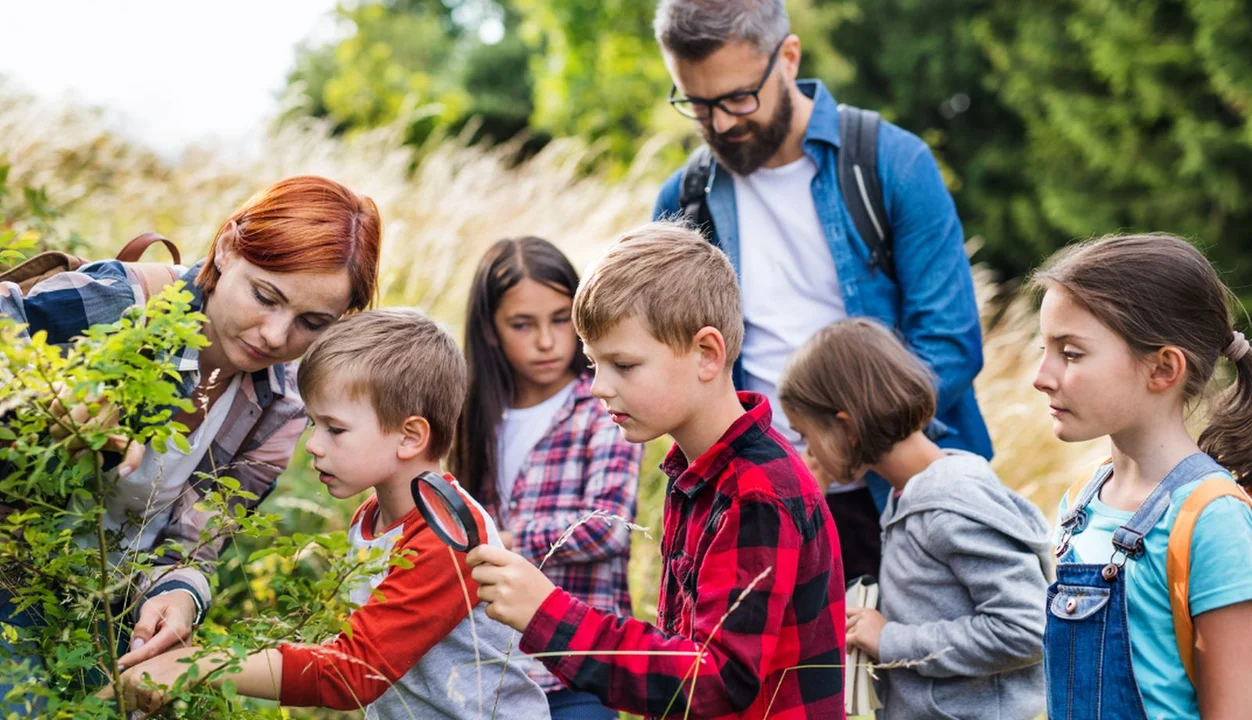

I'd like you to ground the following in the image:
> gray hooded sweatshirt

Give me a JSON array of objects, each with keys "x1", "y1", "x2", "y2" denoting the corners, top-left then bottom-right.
[{"x1": 875, "y1": 451, "x2": 1050, "y2": 720}]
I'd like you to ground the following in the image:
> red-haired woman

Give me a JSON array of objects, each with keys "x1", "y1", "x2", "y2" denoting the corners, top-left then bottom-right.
[{"x1": 0, "y1": 176, "x2": 382, "y2": 705}]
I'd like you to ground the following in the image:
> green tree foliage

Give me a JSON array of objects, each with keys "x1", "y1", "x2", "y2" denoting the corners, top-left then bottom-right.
[
  {"x1": 285, "y1": 0, "x2": 1252, "y2": 289},
  {"x1": 0, "y1": 173, "x2": 390, "y2": 717},
  {"x1": 511, "y1": 0, "x2": 841, "y2": 168},
  {"x1": 821, "y1": 0, "x2": 1038, "y2": 278},
  {"x1": 286, "y1": 0, "x2": 535, "y2": 147},
  {"x1": 513, "y1": 0, "x2": 672, "y2": 164},
  {"x1": 975, "y1": 0, "x2": 1252, "y2": 281}
]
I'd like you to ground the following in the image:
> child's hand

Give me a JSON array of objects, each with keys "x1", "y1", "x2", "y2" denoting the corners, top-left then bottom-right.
[
  {"x1": 467, "y1": 545, "x2": 556, "y2": 632},
  {"x1": 846, "y1": 607, "x2": 886, "y2": 659},
  {"x1": 101, "y1": 646, "x2": 201, "y2": 714}
]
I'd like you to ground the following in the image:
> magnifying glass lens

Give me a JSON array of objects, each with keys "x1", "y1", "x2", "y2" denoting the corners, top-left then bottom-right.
[{"x1": 419, "y1": 481, "x2": 469, "y2": 547}]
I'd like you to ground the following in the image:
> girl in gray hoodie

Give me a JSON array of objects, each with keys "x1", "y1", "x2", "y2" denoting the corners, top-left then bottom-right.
[{"x1": 779, "y1": 318, "x2": 1050, "y2": 720}]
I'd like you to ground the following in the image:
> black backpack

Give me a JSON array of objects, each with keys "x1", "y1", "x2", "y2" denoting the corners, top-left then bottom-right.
[{"x1": 678, "y1": 104, "x2": 895, "y2": 281}]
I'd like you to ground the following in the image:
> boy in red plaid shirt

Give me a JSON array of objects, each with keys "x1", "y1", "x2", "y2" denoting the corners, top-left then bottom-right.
[{"x1": 468, "y1": 222, "x2": 846, "y2": 719}]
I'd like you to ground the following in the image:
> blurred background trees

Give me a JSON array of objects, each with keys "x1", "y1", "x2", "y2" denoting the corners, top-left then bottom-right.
[{"x1": 283, "y1": 0, "x2": 1252, "y2": 292}]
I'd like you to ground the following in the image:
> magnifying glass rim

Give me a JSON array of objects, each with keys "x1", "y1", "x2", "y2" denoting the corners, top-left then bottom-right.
[{"x1": 411, "y1": 470, "x2": 480, "y2": 552}]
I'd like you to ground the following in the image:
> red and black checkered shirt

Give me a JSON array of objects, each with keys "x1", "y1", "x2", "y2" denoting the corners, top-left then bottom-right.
[{"x1": 520, "y1": 392, "x2": 846, "y2": 719}]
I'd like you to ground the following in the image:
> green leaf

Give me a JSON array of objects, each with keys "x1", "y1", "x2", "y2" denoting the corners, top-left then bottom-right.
[{"x1": 248, "y1": 548, "x2": 279, "y2": 562}]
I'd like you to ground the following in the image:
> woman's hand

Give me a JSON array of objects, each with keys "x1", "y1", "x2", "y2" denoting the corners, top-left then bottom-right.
[
  {"x1": 117, "y1": 591, "x2": 198, "y2": 668},
  {"x1": 846, "y1": 607, "x2": 887, "y2": 660},
  {"x1": 48, "y1": 385, "x2": 145, "y2": 476}
]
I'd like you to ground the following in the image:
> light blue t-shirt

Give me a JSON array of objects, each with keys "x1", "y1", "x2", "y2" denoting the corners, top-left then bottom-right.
[{"x1": 1056, "y1": 475, "x2": 1252, "y2": 719}]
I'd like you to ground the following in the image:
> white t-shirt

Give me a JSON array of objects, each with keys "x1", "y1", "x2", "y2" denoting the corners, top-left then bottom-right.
[
  {"x1": 495, "y1": 379, "x2": 576, "y2": 511},
  {"x1": 103, "y1": 373, "x2": 242, "y2": 551},
  {"x1": 734, "y1": 157, "x2": 861, "y2": 492}
]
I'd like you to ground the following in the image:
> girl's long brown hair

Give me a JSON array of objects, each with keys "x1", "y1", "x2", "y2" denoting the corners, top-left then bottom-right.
[
  {"x1": 1032, "y1": 233, "x2": 1252, "y2": 484},
  {"x1": 449, "y1": 237, "x2": 588, "y2": 509}
]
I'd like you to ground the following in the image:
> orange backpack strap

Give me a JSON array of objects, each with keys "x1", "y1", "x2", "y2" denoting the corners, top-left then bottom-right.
[{"x1": 1167, "y1": 477, "x2": 1252, "y2": 685}]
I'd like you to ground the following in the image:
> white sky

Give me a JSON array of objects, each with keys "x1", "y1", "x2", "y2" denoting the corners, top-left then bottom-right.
[{"x1": 0, "y1": 0, "x2": 341, "y2": 158}]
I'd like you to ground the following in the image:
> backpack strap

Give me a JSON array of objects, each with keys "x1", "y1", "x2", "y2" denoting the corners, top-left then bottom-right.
[
  {"x1": 678, "y1": 145, "x2": 715, "y2": 242},
  {"x1": 129, "y1": 263, "x2": 182, "y2": 304},
  {"x1": 0, "y1": 250, "x2": 89, "y2": 293},
  {"x1": 837, "y1": 105, "x2": 894, "y2": 281},
  {"x1": 0, "y1": 232, "x2": 181, "y2": 297},
  {"x1": 117, "y1": 232, "x2": 180, "y2": 265},
  {"x1": 1167, "y1": 477, "x2": 1252, "y2": 685},
  {"x1": 679, "y1": 106, "x2": 893, "y2": 273}
]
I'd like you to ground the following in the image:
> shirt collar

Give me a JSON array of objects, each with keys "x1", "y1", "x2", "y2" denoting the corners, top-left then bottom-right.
[
  {"x1": 798, "y1": 79, "x2": 841, "y2": 150},
  {"x1": 662, "y1": 391, "x2": 774, "y2": 498}
]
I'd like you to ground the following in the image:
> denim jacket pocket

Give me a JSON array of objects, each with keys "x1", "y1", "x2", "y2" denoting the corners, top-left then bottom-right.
[{"x1": 1049, "y1": 585, "x2": 1111, "y2": 621}]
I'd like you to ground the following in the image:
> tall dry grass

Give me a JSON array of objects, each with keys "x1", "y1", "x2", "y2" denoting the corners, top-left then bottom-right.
[{"x1": 2, "y1": 79, "x2": 1106, "y2": 716}]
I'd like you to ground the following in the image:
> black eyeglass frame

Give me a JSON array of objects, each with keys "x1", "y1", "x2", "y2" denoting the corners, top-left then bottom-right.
[{"x1": 667, "y1": 38, "x2": 787, "y2": 120}]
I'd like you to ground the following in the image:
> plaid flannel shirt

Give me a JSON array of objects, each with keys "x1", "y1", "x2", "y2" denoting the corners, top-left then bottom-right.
[
  {"x1": 519, "y1": 392, "x2": 846, "y2": 719},
  {"x1": 0, "y1": 260, "x2": 305, "y2": 620},
  {"x1": 488, "y1": 372, "x2": 642, "y2": 692}
]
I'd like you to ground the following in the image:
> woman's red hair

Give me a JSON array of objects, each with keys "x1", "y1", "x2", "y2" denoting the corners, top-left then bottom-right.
[{"x1": 197, "y1": 176, "x2": 382, "y2": 311}]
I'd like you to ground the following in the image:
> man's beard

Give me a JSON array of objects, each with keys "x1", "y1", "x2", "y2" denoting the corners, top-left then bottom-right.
[{"x1": 701, "y1": 81, "x2": 794, "y2": 177}]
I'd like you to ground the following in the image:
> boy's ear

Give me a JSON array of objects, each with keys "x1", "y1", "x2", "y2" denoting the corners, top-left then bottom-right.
[
  {"x1": 397, "y1": 416, "x2": 432, "y2": 460},
  {"x1": 693, "y1": 326, "x2": 728, "y2": 382},
  {"x1": 1146, "y1": 346, "x2": 1187, "y2": 393}
]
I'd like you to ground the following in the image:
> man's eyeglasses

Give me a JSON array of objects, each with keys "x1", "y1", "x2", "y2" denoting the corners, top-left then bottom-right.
[{"x1": 668, "y1": 39, "x2": 785, "y2": 120}]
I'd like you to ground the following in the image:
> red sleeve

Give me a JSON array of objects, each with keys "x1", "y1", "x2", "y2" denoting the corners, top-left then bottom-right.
[
  {"x1": 518, "y1": 496, "x2": 802, "y2": 717},
  {"x1": 277, "y1": 518, "x2": 482, "y2": 709}
]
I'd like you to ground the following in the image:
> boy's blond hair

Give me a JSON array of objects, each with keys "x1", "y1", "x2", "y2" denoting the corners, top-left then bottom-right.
[
  {"x1": 573, "y1": 221, "x2": 743, "y2": 363},
  {"x1": 297, "y1": 308, "x2": 466, "y2": 458}
]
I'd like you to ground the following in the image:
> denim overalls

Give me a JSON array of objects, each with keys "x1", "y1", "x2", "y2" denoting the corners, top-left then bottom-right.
[{"x1": 1045, "y1": 452, "x2": 1225, "y2": 719}]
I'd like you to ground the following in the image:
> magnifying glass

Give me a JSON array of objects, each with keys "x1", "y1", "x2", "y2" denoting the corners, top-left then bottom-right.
[{"x1": 411, "y1": 471, "x2": 481, "y2": 552}]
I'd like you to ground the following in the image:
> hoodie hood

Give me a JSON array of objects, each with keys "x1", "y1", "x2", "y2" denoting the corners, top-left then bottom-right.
[{"x1": 884, "y1": 450, "x2": 1053, "y2": 563}]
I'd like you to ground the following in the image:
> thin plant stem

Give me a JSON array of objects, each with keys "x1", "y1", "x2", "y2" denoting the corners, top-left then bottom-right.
[
  {"x1": 662, "y1": 566, "x2": 773, "y2": 719},
  {"x1": 93, "y1": 452, "x2": 127, "y2": 716},
  {"x1": 447, "y1": 545, "x2": 484, "y2": 718},
  {"x1": 491, "y1": 510, "x2": 650, "y2": 719}
]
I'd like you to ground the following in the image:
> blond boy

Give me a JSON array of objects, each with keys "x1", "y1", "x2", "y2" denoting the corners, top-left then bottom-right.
[
  {"x1": 117, "y1": 309, "x2": 549, "y2": 719},
  {"x1": 469, "y1": 223, "x2": 847, "y2": 719}
]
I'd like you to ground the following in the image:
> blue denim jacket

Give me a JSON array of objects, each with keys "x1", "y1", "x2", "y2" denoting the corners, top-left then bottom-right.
[{"x1": 653, "y1": 79, "x2": 992, "y2": 461}]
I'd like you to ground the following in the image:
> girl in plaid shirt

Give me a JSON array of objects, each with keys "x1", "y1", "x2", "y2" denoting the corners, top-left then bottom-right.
[{"x1": 449, "y1": 236, "x2": 643, "y2": 720}]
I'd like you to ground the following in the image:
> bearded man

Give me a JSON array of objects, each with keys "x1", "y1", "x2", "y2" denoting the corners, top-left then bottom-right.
[{"x1": 651, "y1": 0, "x2": 992, "y2": 580}]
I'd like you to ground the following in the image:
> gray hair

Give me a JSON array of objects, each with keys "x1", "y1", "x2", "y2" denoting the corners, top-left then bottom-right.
[{"x1": 654, "y1": 0, "x2": 790, "y2": 61}]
